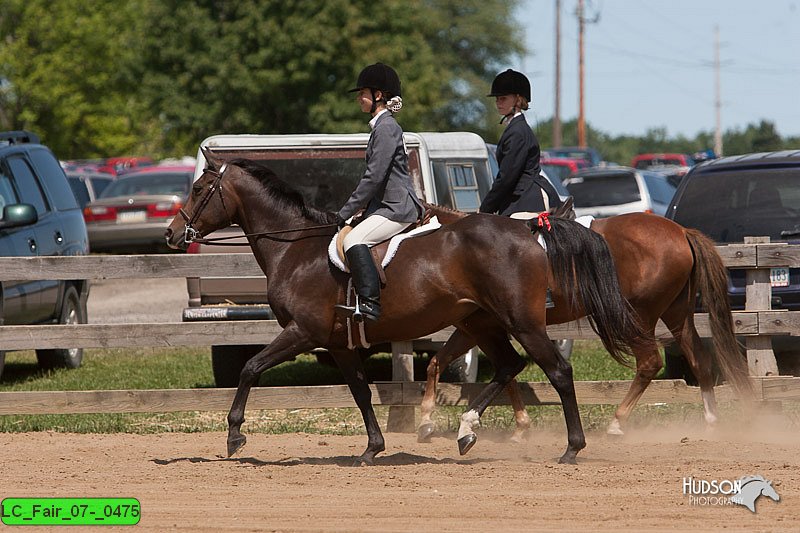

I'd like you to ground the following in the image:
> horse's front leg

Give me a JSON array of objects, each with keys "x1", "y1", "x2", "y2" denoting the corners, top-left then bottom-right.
[
  {"x1": 227, "y1": 322, "x2": 316, "y2": 457},
  {"x1": 329, "y1": 349, "x2": 385, "y2": 465},
  {"x1": 418, "y1": 329, "x2": 478, "y2": 443}
]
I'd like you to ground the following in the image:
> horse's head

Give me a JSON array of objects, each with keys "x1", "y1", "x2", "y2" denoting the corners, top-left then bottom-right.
[{"x1": 165, "y1": 148, "x2": 238, "y2": 250}]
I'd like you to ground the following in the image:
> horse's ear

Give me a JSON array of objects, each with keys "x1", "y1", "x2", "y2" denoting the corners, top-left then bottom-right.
[{"x1": 201, "y1": 146, "x2": 223, "y2": 172}]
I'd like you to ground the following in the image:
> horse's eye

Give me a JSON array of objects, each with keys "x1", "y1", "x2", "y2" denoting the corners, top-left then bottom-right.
[{"x1": 192, "y1": 184, "x2": 203, "y2": 195}]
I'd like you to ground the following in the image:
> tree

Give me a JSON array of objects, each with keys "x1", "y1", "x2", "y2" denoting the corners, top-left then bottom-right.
[
  {"x1": 0, "y1": 0, "x2": 145, "y2": 158},
  {"x1": 133, "y1": 0, "x2": 525, "y2": 155}
]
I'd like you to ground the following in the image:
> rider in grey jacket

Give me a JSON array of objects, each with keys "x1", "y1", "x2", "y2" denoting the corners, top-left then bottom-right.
[{"x1": 335, "y1": 63, "x2": 423, "y2": 322}]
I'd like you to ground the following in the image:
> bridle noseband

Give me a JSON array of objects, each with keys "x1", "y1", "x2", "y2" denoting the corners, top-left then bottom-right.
[{"x1": 179, "y1": 162, "x2": 229, "y2": 244}]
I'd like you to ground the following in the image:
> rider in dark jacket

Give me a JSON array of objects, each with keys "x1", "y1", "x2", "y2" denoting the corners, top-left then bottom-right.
[{"x1": 480, "y1": 69, "x2": 562, "y2": 216}]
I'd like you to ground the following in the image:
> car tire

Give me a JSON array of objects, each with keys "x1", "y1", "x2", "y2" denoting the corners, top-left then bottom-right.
[
  {"x1": 211, "y1": 345, "x2": 264, "y2": 388},
  {"x1": 36, "y1": 286, "x2": 86, "y2": 370},
  {"x1": 553, "y1": 339, "x2": 574, "y2": 361}
]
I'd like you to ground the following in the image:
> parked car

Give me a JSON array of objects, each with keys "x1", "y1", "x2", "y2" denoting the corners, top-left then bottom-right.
[
  {"x1": 66, "y1": 171, "x2": 115, "y2": 209},
  {"x1": 631, "y1": 152, "x2": 695, "y2": 169},
  {"x1": 665, "y1": 150, "x2": 800, "y2": 376},
  {"x1": 540, "y1": 156, "x2": 588, "y2": 183},
  {"x1": 83, "y1": 165, "x2": 193, "y2": 253},
  {"x1": 563, "y1": 166, "x2": 677, "y2": 218},
  {"x1": 96, "y1": 156, "x2": 155, "y2": 176},
  {"x1": 0, "y1": 131, "x2": 90, "y2": 379},
  {"x1": 544, "y1": 146, "x2": 604, "y2": 167}
]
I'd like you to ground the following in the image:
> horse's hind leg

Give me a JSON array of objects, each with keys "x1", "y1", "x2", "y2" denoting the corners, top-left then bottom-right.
[
  {"x1": 608, "y1": 319, "x2": 661, "y2": 436},
  {"x1": 226, "y1": 321, "x2": 316, "y2": 457},
  {"x1": 505, "y1": 379, "x2": 532, "y2": 442},
  {"x1": 663, "y1": 310, "x2": 720, "y2": 427},
  {"x1": 515, "y1": 328, "x2": 585, "y2": 464},
  {"x1": 330, "y1": 349, "x2": 385, "y2": 465},
  {"x1": 454, "y1": 328, "x2": 526, "y2": 456},
  {"x1": 419, "y1": 328, "x2": 477, "y2": 443}
]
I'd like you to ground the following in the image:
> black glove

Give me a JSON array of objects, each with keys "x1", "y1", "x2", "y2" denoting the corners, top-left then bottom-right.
[{"x1": 335, "y1": 213, "x2": 347, "y2": 229}]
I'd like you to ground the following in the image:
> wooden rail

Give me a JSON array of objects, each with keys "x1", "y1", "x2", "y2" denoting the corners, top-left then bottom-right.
[
  {"x1": 1, "y1": 377, "x2": 798, "y2": 415},
  {"x1": 0, "y1": 240, "x2": 798, "y2": 421}
]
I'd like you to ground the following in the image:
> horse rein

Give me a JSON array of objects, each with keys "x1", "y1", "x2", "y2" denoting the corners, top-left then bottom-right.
[{"x1": 179, "y1": 162, "x2": 337, "y2": 246}]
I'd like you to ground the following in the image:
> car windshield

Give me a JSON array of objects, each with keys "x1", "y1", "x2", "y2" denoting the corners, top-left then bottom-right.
[
  {"x1": 672, "y1": 169, "x2": 800, "y2": 243},
  {"x1": 563, "y1": 172, "x2": 641, "y2": 207},
  {"x1": 100, "y1": 172, "x2": 190, "y2": 198}
]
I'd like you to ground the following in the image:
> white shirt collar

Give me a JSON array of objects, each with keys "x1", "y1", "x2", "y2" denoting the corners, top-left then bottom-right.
[{"x1": 369, "y1": 109, "x2": 389, "y2": 130}]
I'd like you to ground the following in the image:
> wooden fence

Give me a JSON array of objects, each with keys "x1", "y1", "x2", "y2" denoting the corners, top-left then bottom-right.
[{"x1": 0, "y1": 239, "x2": 799, "y2": 424}]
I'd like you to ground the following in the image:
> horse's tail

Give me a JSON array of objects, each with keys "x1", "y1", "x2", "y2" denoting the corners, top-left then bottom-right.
[
  {"x1": 685, "y1": 228, "x2": 755, "y2": 398},
  {"x1": 538, "y1": 218, "x2": 656, "y2": 365}
]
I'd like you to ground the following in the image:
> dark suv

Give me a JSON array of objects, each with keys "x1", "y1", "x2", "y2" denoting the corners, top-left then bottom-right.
[
  {"x1": 0, "y1": 131, "x2": 90, "y2": 379},
  {"x1": 665, "y1": 150, "x2": 800, "y2": 375}
]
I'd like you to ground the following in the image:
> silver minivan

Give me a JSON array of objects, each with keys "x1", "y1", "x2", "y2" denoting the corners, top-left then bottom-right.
[{"x1": 563, "y1": 166, "x2": 677, "y2": 218}]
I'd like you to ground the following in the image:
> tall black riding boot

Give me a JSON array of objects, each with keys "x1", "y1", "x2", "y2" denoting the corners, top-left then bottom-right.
[{"x1": 336, "y1": 244, "x2": 381, "y2": 322}]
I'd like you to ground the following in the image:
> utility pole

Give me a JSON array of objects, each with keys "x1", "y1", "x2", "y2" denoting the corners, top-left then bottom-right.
[
  {"x1": 577, "y1": 0, "x2": 586, "y2": 148},
  {"x1": 553, "y1": 0, "x2": 562, "y2": 147},
  {"x1": 576, "y1": 0, "x2": 599, "y2": 148},
  {"x1": 714, "y1": 25, "x2": 723, "y2": 156}
]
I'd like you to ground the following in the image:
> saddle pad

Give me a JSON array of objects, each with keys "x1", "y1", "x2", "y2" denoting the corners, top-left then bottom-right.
[{"x1": 328, "y1": 216, "x2": 442, "y2": 273}]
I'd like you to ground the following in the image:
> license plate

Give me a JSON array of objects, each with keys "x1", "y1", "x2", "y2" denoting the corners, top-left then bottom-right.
[
  {"x1": 770, "y1": 267, "x2": 789, "y2": 287},
  {"x1": 117, "y1": 210, "x2": 146, "y2": 224}
]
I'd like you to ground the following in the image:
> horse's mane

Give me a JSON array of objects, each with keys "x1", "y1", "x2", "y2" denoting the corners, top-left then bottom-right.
[{"x1": 228, "y1": 158, "x2": 336, "y2": 225}]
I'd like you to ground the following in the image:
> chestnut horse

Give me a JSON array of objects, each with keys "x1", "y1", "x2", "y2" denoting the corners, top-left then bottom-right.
[
  {"x1": 165, "y1": 151, "x2": 653, "y2": 465},
  {"x1": 418, "y1": 205, "x2": 754, "y2": 442}
]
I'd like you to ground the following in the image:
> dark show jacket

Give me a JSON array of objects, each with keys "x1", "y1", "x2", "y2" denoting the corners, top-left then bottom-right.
[
  {"x1": 480, "y1": 113, "x2": 554, "y2": 215},
  {"x1": 338, "y1": 111, "x2": 423, "y2": 223}
]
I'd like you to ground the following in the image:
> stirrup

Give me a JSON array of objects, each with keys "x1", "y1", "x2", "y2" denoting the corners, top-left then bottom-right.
[
  {"x1": 545, "y1": 288, "x2": 555, "y2": 309},
  {"x1": 334, "y1": 295, "x2": 369, "y2": 323}
]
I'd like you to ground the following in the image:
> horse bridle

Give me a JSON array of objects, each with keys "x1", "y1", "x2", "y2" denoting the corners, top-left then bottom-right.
[
  {"x1": 179, "y1": 162, "x2": 337, "y2": 246},
  {"x1": 179, "y1": 162, "x2": 230, "y2": 244}
]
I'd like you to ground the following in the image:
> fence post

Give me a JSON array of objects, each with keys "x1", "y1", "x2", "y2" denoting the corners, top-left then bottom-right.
[
  {"x1": 744, "y1": 237, "x2": 779, "y2": 376},
  {"x1": 386, "y1": 340, "x2": 415, "y2": 432}
]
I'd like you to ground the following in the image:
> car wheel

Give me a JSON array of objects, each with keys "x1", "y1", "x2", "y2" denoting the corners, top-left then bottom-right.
[
  {"x1": 553, "y1": 339, "x2": 574, "y2": 361},
  {"x1": 211, "y1": 345, "x2": 264, "y2": 387},
  {"x1": 36, "y1": 286, "x2": 86, "y2": 370}
]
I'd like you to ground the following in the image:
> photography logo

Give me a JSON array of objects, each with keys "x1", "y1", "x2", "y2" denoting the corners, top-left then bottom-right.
[{"x1": 682, "y1": 475, "x2": 780, "y2": 513}]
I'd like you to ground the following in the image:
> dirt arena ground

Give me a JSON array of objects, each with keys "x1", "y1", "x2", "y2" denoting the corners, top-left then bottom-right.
[{"x1": 2, "y1": 414, "x2": 797, "y2": 532}]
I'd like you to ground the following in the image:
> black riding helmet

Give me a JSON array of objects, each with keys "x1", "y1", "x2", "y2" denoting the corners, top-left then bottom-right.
[
  {"x1": 487, "y1": 69, "x2": 531, "y2": 102},
  {"x1": 350, "y1": 62, "x2": 402, "y2": 98}
]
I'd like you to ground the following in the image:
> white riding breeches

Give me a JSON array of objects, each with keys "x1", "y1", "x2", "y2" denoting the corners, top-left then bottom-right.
[{"x1": 343, "y1": 215, "x2": 412, "y2": 252}]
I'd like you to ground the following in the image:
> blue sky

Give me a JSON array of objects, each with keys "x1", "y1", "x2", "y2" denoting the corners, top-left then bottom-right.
[{"x1": 515, "y1": 0, "x2": 800, "y2": 139}]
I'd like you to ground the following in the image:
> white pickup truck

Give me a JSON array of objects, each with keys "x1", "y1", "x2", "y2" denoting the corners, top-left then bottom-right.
[{"x1": 183, "y1": 132, "x2": 572, "y2": 386}]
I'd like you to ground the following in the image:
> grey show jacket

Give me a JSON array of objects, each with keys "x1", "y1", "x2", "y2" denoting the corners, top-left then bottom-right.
[{"x1": 338, "y1": 112, "x2": 423, "y2": 223}]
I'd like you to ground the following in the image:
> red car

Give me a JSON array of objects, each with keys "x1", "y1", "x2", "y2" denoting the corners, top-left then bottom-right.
[
  {"x1": 630, "y1": 153, "x2": 694, "y2": 169},
  {"x1": 83, "y1": 165, "x2": 194, "y2": 253},
  {"x1": 540, "y1": 156, "x2": 588, "y2": 183}
]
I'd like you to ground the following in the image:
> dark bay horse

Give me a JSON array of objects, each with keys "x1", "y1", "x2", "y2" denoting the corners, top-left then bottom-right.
[
  {"x1": 418, "y1": 206, "x2": 754, "y2": 442},
  {"x1": 165, "y1": 152, "x2": 652, "y2": 465}
]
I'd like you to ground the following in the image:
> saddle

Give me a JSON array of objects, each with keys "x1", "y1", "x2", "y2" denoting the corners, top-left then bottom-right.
[{"x1": 329, "y1": 211, "x2": 441, "y2": 283}]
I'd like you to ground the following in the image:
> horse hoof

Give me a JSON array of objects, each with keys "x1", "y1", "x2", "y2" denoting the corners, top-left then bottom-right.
[
  {"x1": 352, "y1": 456, "x2": 374, "y2": 467},
  {"x1": 458, "y1": 433, "x2": 477, "y2": 456},
  {"x1": 606, "y1": 419, "x2": 624, "y2": 436},
  {"x1": 227, "y1": 435, "x2": 246, "y2": 457},
  {"x1": 417, "y1": 423, "x2": 435, "y2": 443},
  {"x1": 558, "y1": 453, "x2": 578, "y2": 465}
]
